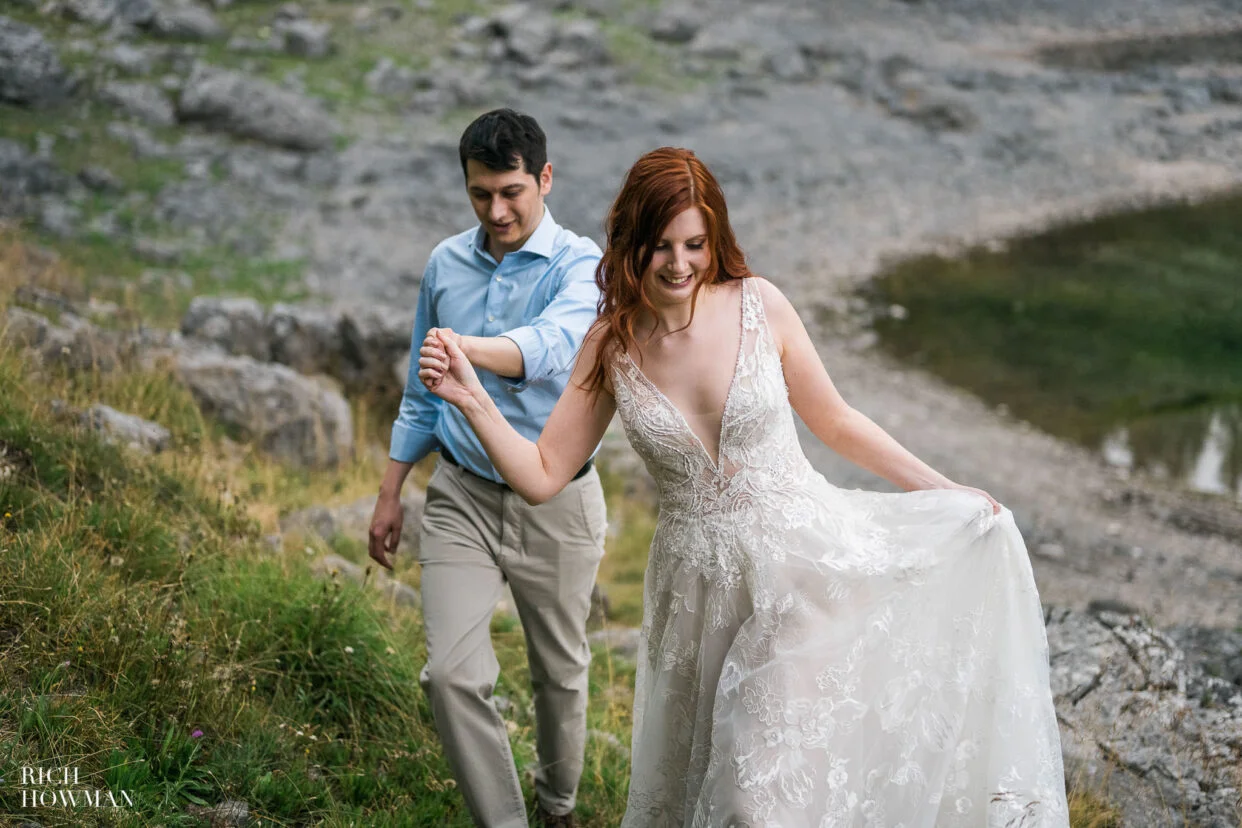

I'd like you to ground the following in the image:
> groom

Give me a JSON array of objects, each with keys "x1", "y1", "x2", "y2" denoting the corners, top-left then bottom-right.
[{"x1": 368, "y1": 109, "x2": 607, "y2": 828}]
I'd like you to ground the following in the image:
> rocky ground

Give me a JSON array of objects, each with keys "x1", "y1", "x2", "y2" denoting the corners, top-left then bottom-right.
[{"x1": 4, "y1": 0, "x2": 1242, "y2": 822}]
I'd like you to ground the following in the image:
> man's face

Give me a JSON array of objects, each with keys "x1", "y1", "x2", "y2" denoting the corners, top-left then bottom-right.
[{"x1": 465, "y1": 158, "x2": 552, "y2": 257}]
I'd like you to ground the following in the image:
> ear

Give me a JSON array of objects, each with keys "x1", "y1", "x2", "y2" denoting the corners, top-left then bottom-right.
[{"x1": 539, "y1": 162, "x2": 553, "y2": 197}]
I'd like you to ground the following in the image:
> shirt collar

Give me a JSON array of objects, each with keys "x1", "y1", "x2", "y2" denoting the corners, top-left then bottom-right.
[{"x1": 472, "y1": 207, "x2": 559, "y2": 261}]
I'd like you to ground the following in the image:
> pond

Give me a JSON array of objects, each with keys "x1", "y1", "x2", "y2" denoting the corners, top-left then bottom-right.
[{"x1": 867, "y1": 192, "x2": 1242, "y2": 498}]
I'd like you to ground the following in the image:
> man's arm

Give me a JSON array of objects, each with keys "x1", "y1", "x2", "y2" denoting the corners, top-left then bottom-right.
[
  {"x1": 371, "y1": 263, "x2": 442, "y2": 570},
  {"x1": 462, "y1": 335, "x2": 524, "y2": 378},
  {"x1": 388, "y1": 264, "x2": 443, "y2": 466},
  {"x1": 495, "y1": 252, "x2": 601, "y2": 389}
]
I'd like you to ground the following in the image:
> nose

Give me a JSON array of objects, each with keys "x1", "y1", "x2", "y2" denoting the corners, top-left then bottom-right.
[
  {"x1": 488, "y1": 197, "x2": 507, "y2": 223},
  {"x1": 671, "y1": 245, "x2": 688, "y2": 272}
]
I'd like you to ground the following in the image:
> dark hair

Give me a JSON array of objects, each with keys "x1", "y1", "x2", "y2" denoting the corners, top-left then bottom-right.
[
  {"x1": 581, "y1": 146, "x2": 754, "y2": 394},
  {"x1": 458, "y1": 108, "x2": 548, "y2": 179}
]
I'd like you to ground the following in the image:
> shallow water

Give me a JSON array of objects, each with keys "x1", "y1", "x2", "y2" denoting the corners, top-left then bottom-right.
[{"x1": 868, "y1": 193, "x2": 1242, "y2": 497}]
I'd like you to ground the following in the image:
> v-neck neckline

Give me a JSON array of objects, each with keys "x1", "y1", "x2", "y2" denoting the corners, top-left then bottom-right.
[{"x1": 622, "y1": 279, "x2": 748, "y2": 472}]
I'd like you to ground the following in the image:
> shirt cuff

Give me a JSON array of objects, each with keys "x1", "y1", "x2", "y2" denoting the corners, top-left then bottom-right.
[
  {"x1": 388, "y1": 422, "x2": 438, "y2": 464},
  {"x1": 496, "y1": 326, "x2": 541, "y2": 391}
]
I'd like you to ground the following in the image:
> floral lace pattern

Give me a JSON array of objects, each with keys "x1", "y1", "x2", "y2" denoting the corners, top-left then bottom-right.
[{"x1": 611, "y1": 278, "x2": 1068, "y2": 827}]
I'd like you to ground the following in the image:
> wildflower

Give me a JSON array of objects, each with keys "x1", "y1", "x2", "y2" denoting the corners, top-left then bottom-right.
[
  {"x1": 295, "y1": 730, "x2": 304, "y2": 737},
  {"x1": 76, "y1": 646, "x2": 83, "y2": 653},
  {"x1": 343, "y1": 646, "x2": 354, "y2": 654},
  {"x1": 385, "y1": 646, "x2": 396, "y2": 656},
  {"x1": 191, "y1": 730, "x2": 203, "y2": 739}
]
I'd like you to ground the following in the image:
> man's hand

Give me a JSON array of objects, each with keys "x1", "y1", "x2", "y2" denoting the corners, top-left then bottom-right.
[
  {"x1": 368, "y1": 493, "x2": 404, "y2": 570},
  {"x1": 420, "y1": 328, "x2": 485, "y2": 408}
]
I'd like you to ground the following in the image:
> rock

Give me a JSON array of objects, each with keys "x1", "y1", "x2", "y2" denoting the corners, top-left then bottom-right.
[
  {"x1": 103, "y1": 43, "x2": 156, "y2": 75},
  {"x1": 365, "y1": 57, "x2": 417, "y2": 97},
  {"x1": 1048, "y1": 608, "x2": 1242, "y2": 827},
  {"x1": 186, "y1": 799, "x2": 249, "y2": 828},
  {"x1": 275, "y1": 18, "x2": 333, "y2": 60},
  {"x1": 265, "y1": 302, "x2": 341, "y2": 375},
  {"x1": 98, "y1": 81, "x2": 177, "y2": 126},
  {"x1": 1170, "y1": 625, "x2": 1242, "y2": 688},
  {"x1": 2, "y1": 307, "x2": 123, "y2": 373},
  {"x1": 310, "y1": 552, "x2": 421, "y2": 609},
  {"x1": 145, "y1": 1, "x2": 224, "y2": 41},
  {"x1": 336, "y1": 305, "x2": 416, "y2": 394},
  {"x1": 0, "y1": 139, "x2": 72, "y2": 218},
  {"x1": 648, "y1": 6, "x2": 700, "y2": 44},
  {"x1": 283, "y1": 490, "x2": 425, "y2": 556},
  {"x1": 0, "y1": 16, "x2": 73, "y2": 106},
  {"x1": 174, "y1": 349, "x2": 353, "y2": 468},
  {"x1": 81, "y1": 404, "x2": 172, "y2": 453},
  {"x1": 588, "y1": 626, "x2": 641, "y2": 661},
  {"x1": 489, "y1": 6, "x2": 556, "y2": 66},
  {"x1": 177, "y1": 64, "x2": 339, "y2": 152},
  {"x1": 78, "y1": 164, "x2": 124, "y2": 192},
  {"x1": 882, "y1": 88, "x2": 978, "y2": 132},
  {"x1": 555, "y1": 18, "x2": 609, "y2": 67},
  {"x1": 181, "y1": 296, "x2": 270, "y2": 361},
  {"x1": 764, "y1": 47, "x2": 813, "y2": 83},
  {"x1": 61, "y1": 0, "x2": 120, "y2": 26},
  {"x1": 1086, "y1": 597, "x2": 1140, "y2": 616}
]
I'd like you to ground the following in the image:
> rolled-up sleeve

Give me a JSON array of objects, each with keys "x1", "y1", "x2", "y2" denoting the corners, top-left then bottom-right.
[
  {"x1": 499, "y1": 253, "x2": 600, "y2": 390},
  {"x1": 389, "y1": 262, "x2": 443, "y2": 463}
]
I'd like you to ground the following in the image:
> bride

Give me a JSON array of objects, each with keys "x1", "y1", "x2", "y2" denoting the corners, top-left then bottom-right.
[{"x1": 418, "y1": 147, "x2": 1069, "y2": 827}]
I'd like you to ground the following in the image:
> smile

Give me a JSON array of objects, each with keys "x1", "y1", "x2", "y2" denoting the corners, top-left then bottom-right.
[{"x1": 661, "y1": 273, "x2": 692, "y2": 286}]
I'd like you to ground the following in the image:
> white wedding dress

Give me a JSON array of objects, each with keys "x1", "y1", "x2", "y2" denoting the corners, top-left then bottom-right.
[{"x1": 610, "y1": 278, "x2": 1068, "y2": 827}]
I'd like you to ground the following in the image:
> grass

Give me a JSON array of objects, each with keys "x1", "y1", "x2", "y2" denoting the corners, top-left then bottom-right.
[
  {"x1": 0, "y1": 236, "x2": 636, "y2": 826},
  {"x1": 868, "y1": 191, "x2": 1242, "y2": 485}
]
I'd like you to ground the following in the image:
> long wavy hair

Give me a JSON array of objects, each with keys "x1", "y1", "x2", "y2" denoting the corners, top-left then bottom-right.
[{"x1": 583, "y1": 147, "x2": 754, "y2": 394}]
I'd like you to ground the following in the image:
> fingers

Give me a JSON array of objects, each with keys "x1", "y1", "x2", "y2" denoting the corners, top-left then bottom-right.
[{"x1": 368, "y1": 525, "x2": 394, "y2": 570}]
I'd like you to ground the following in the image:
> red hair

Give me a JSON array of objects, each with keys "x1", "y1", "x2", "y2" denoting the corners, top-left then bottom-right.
[{"x1": 583, "y1": 147, "x2": 754, "y2": 393}]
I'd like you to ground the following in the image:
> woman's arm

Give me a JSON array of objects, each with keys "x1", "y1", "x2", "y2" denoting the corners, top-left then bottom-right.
[
  {"x1": 420, "y1": 327, "x2": 615, "y2": 505},
  {"x1": 756, "y1": 279, "x2": 999, "y2": 510}
]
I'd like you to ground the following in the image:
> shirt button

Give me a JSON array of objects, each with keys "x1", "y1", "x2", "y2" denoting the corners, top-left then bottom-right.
[
  {"x1": 487, "y1": 315, "x2": 495, "y2": 322},
  {"x1": 495, "y1": 276, "x2": 502, "y2": 282}
]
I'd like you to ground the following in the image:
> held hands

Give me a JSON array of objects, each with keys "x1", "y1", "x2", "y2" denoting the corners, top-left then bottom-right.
[{"x1": 419, "y1": 328, "x2": 483, "y2": 408}]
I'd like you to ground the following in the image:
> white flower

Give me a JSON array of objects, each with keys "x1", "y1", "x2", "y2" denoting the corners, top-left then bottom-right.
[{"x1": 344, "y1": 646, "x2": 354, "y2": 654}]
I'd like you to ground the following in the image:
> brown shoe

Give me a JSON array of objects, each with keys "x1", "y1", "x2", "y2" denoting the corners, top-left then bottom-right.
[{"x1": 534, "y1": 804, "x2": 576, "y2": 828}]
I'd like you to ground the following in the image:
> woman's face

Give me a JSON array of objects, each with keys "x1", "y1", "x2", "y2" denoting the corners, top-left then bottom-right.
[{"x1": 641, "y1": 207, "x2": 712, "y2": 306}]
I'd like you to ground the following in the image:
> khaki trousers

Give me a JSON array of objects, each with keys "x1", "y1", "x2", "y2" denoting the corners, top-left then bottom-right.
[{"x1": 418, "y1": 459, "x2": 607, "y2": 827}]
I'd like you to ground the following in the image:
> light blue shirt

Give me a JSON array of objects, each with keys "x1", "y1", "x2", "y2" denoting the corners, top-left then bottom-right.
[{"x1": 389, "y1": 208, "x2": 603, "y2": 482}]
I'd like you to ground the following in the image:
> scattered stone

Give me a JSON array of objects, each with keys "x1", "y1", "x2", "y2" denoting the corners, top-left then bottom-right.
[
  {"x1": 647, "y1": 6, "x2": 700, "y2": 44},
  {"x1": 186, "y1": 799, "x2": 249, "y2": 828},
  {"x1": 0, "y1": 139, "x2": 72, "y2": 218},
  {"x1": 284, "y1": 490, "x2": 425, "y2": 555},
  {"x1": 103, "y1": 42, "x2": 156, "y2": 75},
  {"x1": 764, "y1": 48, "x2": 813, "y2": 83},
  {"x1": 1, "y1": 306, "x2": 122, "y2": 373},
  {"x1": 145, "y1": 1, "x2": 224, "y2": 41},
  {"x1": 177, "y1": 64, "x2": 339, "y2": 152},
  {"x1": 310, "y1": 552, "x2": 421, "y2": 609},
  {"x1": 81, "y1": 403, "x2": 172, "y2": 453},
  {"x1": 587, "y1": 728, "x2": 629, "y2": 758},
  {"x1": 265, "y1": 302, "x2": 342, "y2": 375},
  {"x1": 275, "y1": 18, "x2": 333, "y2": 60},
  {"x1": 1048, "y1": 608, "x2": 1242, "y2": 828},
  {"x1": 61, "y1": 0, "x2": 120, "y2": 26},
  {"x1": 174, "y1": 348, "x2": 353, "y2": 468},
  {"x1": 98, "y1": 81, "x2": 177, "y2": 127},
  {"x1": 588, "y1": 626, "x2": 641, "y2": 660},
  {"x1": 181, "y1": 296, "x2": 270, "y2": 361},
  {"x1": 365, "y1": 57, "x2": 417, "y2": 97},
  {"x1": 0, "y1": 16, "x2": 73, "y2": 106}
]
